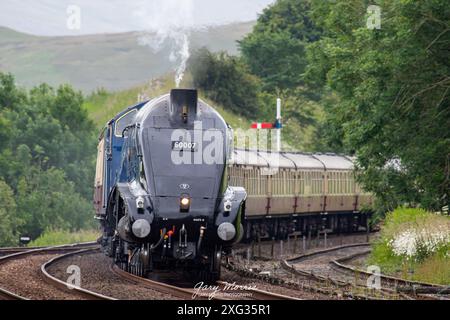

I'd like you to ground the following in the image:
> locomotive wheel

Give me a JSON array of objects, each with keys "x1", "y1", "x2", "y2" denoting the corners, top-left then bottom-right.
[
  {"x1": 198, "y1": 246, "x2": 221, "y2": 284},
  {"x1": 128, "y1": 249, "x2": 146, "y2": 277}
]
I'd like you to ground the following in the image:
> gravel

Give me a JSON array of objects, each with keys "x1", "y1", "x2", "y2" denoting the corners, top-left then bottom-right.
[
  {"x1": 221, "y1": 267, "x2": 332, "y2": 300},
  {"x1": 0, "y1": 233, "x2": 380, "y2": 300},
  {"x1": 46, "y1": 251, "x2": 180, "y2": 300},
  {"x1": 0, "y1": 253, "x2": 85, "y2": 300}
]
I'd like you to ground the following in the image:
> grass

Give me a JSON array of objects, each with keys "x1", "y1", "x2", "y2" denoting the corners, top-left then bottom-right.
[
  {"x1": 83, "y1": 73, "x2": 318, "y2": 151},
  {"x1": 28, "y1": 229, "x2": 99, "y2": 247},
  {"x1": 83, "y1": 73, "x2": 252, "y2": 131},
  {"x1": 369, "y1": 207, "x2": 450, "y2": 285},
  {"x1": 84, "y1": 84, "x2": 150, "y2": 129}
]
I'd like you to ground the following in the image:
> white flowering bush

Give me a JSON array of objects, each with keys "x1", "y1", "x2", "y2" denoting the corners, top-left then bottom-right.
[
  {"x1": 370, "y1": 207, "x2": 450, "y2": 284},
  {"x1": 389, "y1": 226, "x2": 450, "y2": 261}
]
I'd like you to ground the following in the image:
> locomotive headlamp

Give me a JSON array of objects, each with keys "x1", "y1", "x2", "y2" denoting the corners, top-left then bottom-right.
[
  {"x1": 132, "y1": 219, "x2": 151, "y2": 238},
  {"x1": 180, "y1": 195, "x2": 190, "y2": 212},
  {"x1": 217, "y1": 222, "x2": 236, "y2": 241}
]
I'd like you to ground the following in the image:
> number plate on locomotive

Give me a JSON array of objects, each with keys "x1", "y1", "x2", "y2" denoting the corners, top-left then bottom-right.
[{"x1": 172, "y1": 141, "x2": 197, "y2": 152}]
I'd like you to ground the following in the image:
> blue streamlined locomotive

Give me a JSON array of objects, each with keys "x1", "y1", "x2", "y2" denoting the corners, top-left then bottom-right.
[{"x1": 94, "y1": 89, "x2": 246, "y2": 282}]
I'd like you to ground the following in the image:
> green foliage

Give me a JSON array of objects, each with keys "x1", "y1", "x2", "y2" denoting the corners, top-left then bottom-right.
[
  {"x1": 16, "y1": 168, "x2": 95, "y2": 239},
  {"x1": 369, "y1": 207, "x2": 450, "y2": 284},
  {"x1": 29, "y1": 229, "x2": 99, "y2": 247},
  {"x1": 239, "y1": 0, "x2": 321, "y2": 91},
  {"x1": 306, "y1": 0, "x2": 450, "y2": 210},
  {"x1": 257, "y1": 89, "x2": 323, "y2": 151},
  {"x1": 0, "y1": 72, "x2": 96, "y2": 245},
  {"x1": 0, "y1": 180, "x2": 18, "y2": 246},
  {"x1": 189, "y1": 48, "x2": 261, "y2": 118}
]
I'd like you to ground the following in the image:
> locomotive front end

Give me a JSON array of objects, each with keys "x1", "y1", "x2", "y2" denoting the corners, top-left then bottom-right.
[{"x1": 110, "y1": 89, "x2": 245, "y2": 282}]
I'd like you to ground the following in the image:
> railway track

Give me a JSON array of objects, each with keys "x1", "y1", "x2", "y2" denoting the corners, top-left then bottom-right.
[
  {"x1": 284, "y1": 243, "x2": 372, "y2": 283},
  {"x1": 281, "y1": 243, "x2": 449, "y2": 300},
  {"x1": 41, "y1": 248, "x2": 116, "y2": 300},
  {"x1": 0, "y1": 242, "x2": 98, "y2": 257},
  {"x1": 281, "y1": 243, "x2": 415, "y2": 299},
  {"x1": 111, "y1": 264, "x2": 300, "y2": 300},
  {"x1": 225, "y1": 242, "x2": 408, "y2": 299},
  {"x1": 110, "y1": 264, "x2": 206, "y2": 300},
  {"x1": 4, "y1": 237, "x2": 443, "y2": 300},
  {"x1": 216, "y1": 280, "x2": 301, "y2": 300},
  {"x1": 0, "y1": 242, "x2": 115, "y2": 300},
  {"x1": 330, "y1": 250, "x2": 450, "y2": 298}
]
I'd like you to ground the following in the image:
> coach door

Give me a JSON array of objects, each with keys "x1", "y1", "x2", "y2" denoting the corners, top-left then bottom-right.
[{"x1": 94, "y1": 131, "x2": 106, "y2": 216}]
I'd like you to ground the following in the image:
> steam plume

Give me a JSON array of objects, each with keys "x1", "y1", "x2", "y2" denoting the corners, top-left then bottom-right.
[{"x1": 134, "y1": 0, "x2": 194, "y2": 87}]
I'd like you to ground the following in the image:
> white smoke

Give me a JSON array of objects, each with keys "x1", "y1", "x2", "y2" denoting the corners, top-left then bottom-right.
[{"x1": 134, "y1": 0, "x2": 195, "y2": 87}]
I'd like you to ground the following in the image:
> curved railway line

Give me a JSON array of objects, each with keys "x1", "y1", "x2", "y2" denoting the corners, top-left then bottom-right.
[
  {"x1": 216, "y1": 280, "x2": 300, "y2": 300},
  {"x1": 330, "y1": 250, "x2": 450, "y2": 297},
  {"x1": 224, "y1": 241, "x2": 448, "y2": 300},
  {"x1": 109, "y1": 263, "x2": 209, "y2": 300},
  {"x1": 110, "y1": 264, "x2": 300, "y2": 300},
  {"x1": 1, "y1": 240, "x2": 446, "y2": 300},
  {"x1": 0, "y1": 242, "x2": 98, "y2": 257},
  {"x1": 281, "y1": 243, "x2": 447, "y2": 300},
  {"x1": 0, "y1": 242, "x2": 302, "y2": 300},
  {"x1": 41, "y1": 248, "x2": 116, "y2": 300},
  {"x1": 283, "y1": 243, "x2": 373, "y2": 284},
  {"x1": 0, "y1": 242, "x2": 113, "y2": 300}
]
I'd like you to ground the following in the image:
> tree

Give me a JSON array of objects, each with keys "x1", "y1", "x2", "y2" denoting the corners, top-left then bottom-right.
[
  {"x1": 306, "y1": 0, "x2": 450, "y2": 210},
  {"x1": 0, "y1": 180, "x2": 18, "y2": 245},
  {"x1": 190, "y1": 48, "x2": 261, "y2": 118},
  {"x1": 16, "y1": 168, "x2": 94, "y2": 239},
  {"x1": 0, "y1": 72, "x2": 97, "y2": 244},
  {"x1": 239, "y1": 0, "x2": 321, "y2": 91}
]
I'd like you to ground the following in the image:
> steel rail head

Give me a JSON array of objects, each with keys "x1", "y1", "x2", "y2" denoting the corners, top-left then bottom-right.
[{"x1": 40, "y1": 248, "x2": 116, "y2": 300}]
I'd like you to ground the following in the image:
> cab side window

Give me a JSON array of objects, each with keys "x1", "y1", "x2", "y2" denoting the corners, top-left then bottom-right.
[{"x1": 115, "y1": 109, "x2": 137, "y2": 137}]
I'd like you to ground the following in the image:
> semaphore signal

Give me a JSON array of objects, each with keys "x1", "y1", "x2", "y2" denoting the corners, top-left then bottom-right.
[{"x1": 250, "y1": 98, "x2": 282, "y2": 151}]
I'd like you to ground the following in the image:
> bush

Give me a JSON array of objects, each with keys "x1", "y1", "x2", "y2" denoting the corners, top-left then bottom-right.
[
  {"x1": 369, "y1": 207, "x2": 450, "y2": 284},
  {"x1": 28, "y1": 229, "x2": 99, "y2": 247},
  {"x1": 189, "y1": 48, "x2": 261, "y2": 119}
]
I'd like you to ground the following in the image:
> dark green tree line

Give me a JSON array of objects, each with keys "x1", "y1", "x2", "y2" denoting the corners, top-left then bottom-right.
[
  {"x1": 191, "y1": 0, "x2": 449, "y2": 212},
  {"x1": 239, "y1": 0, "x2": 321, "y2": 92},
  {"x1": 0, "y1": 73, "x2": 96, "y2": 244},
  {"x1": 306, "y1": 0, "x2": 450, "y2": 210}
]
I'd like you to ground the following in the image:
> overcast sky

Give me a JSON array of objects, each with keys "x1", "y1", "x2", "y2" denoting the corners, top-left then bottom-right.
[{"x1": 0, "y1": 0, "x2": 274, "y2": 36}]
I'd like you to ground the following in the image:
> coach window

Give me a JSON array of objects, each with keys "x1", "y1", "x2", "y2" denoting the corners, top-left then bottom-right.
[{"x1": 115, "y1": 109, "x2": 137, "y2": 137}]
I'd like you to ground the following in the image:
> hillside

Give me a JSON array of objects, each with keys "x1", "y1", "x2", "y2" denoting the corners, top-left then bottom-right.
[
  {"x1": 83, "y1": 75, "x2": 319, "y2": 151},
  {"x1": 0, "y1": 22, "x2": 254, "y2": 93},
  {"x1": 84, "y1": 74, "x2": 251, "y2": 131}
]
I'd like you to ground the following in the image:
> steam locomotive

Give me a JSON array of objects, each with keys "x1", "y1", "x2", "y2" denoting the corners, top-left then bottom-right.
[
  {"x1": 94, "y1": 89, "x2": 374, "y2": 281},
  {"x1": 94, "y1": 89, "x2": 246, "y2": 282}
]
